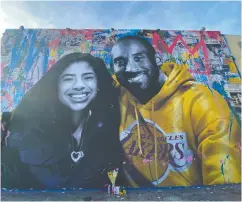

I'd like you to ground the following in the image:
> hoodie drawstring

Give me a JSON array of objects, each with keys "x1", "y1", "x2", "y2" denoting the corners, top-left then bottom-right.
[
  {"x1": 134, "y1": 101, "x2": 144, "y2": 156},
  {"x1": 134, "y1": 99, "x2": 159, "y2": 186},
  {"x1": 151, "y1": 101, "x2": 159, "y2": 186}
]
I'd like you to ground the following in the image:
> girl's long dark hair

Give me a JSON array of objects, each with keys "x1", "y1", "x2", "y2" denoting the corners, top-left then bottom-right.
[{"x1": 9, "y1": 53, "x2": 121, "y2": 144}]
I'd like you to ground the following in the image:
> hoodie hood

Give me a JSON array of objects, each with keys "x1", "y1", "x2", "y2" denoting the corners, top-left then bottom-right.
[{"x1": 113, "y1": 62, "x2": 195, "y2": 111}]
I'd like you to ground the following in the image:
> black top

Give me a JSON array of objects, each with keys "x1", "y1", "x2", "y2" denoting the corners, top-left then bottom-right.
[{"x1": 1, "y1": 110, "x2": 124, "y2": 189}]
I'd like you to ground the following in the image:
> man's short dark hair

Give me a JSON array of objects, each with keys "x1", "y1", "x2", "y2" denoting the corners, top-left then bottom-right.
[{"x1": 114, "y1": 35, "x2": 156, "y2": 58}]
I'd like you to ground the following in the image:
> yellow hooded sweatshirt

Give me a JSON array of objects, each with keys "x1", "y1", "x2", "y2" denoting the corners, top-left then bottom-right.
[{"x1": 114, "y1": 63, "x2": 241, "y2": 187}]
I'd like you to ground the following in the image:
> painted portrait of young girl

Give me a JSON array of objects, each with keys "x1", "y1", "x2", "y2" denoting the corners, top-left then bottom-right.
[{"x1": 1, "y1": 53, "x2": 124, "y2": 189}]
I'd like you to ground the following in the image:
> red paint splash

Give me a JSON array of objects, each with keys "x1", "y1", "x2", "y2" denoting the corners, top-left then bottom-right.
[
  {"x1": 48, "y1": 38, "x2": 60, "y2": 49},
  {"x1": 152, "y1": 31, "x2": 210, "y2": 75}
]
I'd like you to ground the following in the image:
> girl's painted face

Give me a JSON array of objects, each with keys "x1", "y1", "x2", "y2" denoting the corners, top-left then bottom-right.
[{"x1": 58, "y1": 61, "x2": 98, "y2": 112}]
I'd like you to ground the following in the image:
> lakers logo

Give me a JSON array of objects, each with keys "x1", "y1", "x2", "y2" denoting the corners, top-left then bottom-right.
[{"x1": 120, "y1": 119, "x2": 193, "y2": 185}]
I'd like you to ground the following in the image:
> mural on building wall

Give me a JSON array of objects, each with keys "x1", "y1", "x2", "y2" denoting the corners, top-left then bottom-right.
[{"x1": 1, "y1": 29, "x2": 241, "y2": 189}]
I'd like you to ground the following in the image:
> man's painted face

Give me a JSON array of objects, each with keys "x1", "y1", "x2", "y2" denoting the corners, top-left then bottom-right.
[
  {"x1": 58, "y1": 62, "x2": 98, "y2": 112},
  {"x1": 111, "y1": 40, "x2": 158, "y2": 92}
]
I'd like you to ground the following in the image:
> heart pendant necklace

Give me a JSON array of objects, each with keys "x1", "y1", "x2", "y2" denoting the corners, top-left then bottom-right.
[
  {"x1": 71, "y1": 132, "x2": 85, "y2": 163},
  {"x1": 71, "y1": 151, "x2": 84, "y2": 162},
  {"x1": 71, "y1": 135, "x2": 85, "y2": 163},
  {"x1": 70, "y1": 110, "x2": 91, "y2": 163}
]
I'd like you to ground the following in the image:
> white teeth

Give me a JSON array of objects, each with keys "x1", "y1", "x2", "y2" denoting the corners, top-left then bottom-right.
[
  {"x1": 70, "y1": 94, "x2": 87, "y2": 98},
  {"x1": 128, "y1": 73, "x2": 144, "y2": 82}
]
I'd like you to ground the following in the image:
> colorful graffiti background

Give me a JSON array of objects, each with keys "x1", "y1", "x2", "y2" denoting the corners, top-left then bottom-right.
[{"x1": 1, "y1": 29, "x2": 241, "y2": 120}]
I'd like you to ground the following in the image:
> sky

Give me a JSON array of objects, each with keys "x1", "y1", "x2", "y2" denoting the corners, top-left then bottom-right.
[{"x1": 0, "y1": 1, "x2": 241, "y2": 36}]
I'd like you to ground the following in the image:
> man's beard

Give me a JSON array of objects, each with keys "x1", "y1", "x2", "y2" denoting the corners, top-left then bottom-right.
[{"x1": 119, "y1": 70, "x2": 162, "y2": 104}]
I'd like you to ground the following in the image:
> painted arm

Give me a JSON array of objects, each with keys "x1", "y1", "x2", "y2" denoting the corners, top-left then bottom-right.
[{"x1": 192, "y1": 85, "x2": 241, "y2": 185}]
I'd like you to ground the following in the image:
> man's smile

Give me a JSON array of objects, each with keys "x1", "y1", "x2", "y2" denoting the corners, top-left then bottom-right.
[
  {"x1": 128, "y1": 73, "x2": 146, "y2": 83},
  {"x1": 124, "y1": 72, "x2": 147, "y2": 84}
]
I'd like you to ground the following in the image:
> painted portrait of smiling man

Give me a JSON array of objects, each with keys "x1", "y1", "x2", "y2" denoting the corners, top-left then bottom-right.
[
  {"x1": 111, "y1": 35, "x2": 241, "y2": 188},
  {"x1": 111, "y1": 36, "x2": 167, "y2": 104}
]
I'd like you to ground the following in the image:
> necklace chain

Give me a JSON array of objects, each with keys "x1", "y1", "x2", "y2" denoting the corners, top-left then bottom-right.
[{"x1": 70, "y1": 110, "x2": 91, "y2": 163}]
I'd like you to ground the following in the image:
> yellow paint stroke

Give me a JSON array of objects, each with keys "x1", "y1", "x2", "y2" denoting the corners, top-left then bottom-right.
[{"x1": 50, "y1": 49, "x2": 56, "y2": 58}]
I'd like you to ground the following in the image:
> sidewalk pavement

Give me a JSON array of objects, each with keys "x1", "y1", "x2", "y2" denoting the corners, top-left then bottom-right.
[{"x1": 1, "y1": 183, "x2": 241, "y2": 201}]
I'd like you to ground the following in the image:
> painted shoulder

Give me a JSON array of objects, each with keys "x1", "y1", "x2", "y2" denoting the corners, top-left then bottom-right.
[{"x1": 180, "y1": 81, "x2": 230, "y2": 111}]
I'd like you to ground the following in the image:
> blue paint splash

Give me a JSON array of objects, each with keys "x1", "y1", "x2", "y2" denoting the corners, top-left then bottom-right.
[
  {"x1": 212, "y1": 81, "x2": 229, "y2": 98},
  {"x1": 9, "y1": 34, "x2": 27, "y2": 71},
  {"x1": 24, "y1": 30, "x2": 38, "y2": 73},
  {"x1": 43, "y1": 46, "x2": 49, "y2": 73}
]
